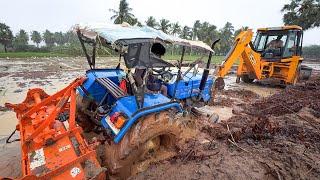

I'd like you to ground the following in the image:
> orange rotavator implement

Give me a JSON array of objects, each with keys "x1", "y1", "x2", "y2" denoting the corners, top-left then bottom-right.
[{"x1": 5, "y1": 78, "x2": 105, "y2": 179}]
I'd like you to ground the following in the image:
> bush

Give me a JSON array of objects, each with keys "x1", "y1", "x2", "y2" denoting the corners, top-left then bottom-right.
[{"x1": 303, "y1": 45, "x2": 320, "y2": 59}]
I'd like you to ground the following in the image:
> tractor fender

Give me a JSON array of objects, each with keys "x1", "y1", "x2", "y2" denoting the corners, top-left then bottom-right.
[{"x1": 101, "y1": 101, "x2": 183, "y2": 143}]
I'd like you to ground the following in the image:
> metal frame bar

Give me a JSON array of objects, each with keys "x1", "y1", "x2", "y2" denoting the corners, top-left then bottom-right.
[{"x1": 76, "y1": 30, "x2": 97, "y2": 69}]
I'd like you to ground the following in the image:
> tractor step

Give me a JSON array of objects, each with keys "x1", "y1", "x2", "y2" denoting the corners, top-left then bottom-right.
[{"x1": 5, "y1": 78, "x2": 106, "y2": 179}]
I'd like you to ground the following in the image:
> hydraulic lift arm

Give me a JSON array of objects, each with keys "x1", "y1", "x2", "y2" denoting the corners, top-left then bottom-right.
[{"x1": 216, "y1": 29, "x2": 262, "y2": 80}]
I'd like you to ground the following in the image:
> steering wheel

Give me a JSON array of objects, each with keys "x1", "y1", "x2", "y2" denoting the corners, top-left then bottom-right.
[
  {"x1": 182, "y1": 63, "x2": 199, "y2": 79},
  {"x1": 153, "y1": 67, "x2": 174, "y2": 82}
]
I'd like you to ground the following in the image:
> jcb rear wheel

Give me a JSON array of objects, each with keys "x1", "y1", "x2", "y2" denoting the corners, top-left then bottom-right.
[
  {"x1": 104, "y1": 111, "x2": 181, "y2": 179},
  {"x1": 241, "y1": 74, "x2": 254, "y2": 83}
]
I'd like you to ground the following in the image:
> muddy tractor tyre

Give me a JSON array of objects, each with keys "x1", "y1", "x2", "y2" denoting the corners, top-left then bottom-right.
[
  {"x1": 104, "y1": 111, "x2": 181, "y2": 178},
  {"x1": 76, "y1": 95, "x2": 96, "y2": 132},
  {"x1": 241, "y1": 74, "x2": 254, "y2": 83}
]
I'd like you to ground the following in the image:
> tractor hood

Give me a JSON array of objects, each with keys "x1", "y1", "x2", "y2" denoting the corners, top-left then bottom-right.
[{"x1": 72, "y1": 22, "x2": 213, "y2": 52}]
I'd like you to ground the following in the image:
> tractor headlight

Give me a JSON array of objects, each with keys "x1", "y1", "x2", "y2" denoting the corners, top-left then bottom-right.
[{"x1": 110, "y1": 112, "x2": 127, "y2": 129}]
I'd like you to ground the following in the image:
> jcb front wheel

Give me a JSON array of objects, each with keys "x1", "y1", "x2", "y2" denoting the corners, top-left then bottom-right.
[{"x1": 104, "y1": 111, "x2": 181, "y2": 179}]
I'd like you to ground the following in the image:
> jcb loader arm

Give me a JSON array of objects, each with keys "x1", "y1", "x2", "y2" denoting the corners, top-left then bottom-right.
[{"x1": 216, "y1": 29, "x2": 262, "y2": 80}]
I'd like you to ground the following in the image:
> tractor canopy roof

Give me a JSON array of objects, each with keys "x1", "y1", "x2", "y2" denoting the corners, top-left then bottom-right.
[
  {"x1": 73, "y1": 22, "x2": 213, "y2": 68},
  {"x1": 73, "y1": 22, "x2": 213, "y2": 52}
]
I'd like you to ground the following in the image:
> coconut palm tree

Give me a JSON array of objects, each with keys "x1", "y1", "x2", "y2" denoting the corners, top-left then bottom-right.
[
  {"x1": 31, "y1": 31, "x2": 42, "y2": 48},
  {"x1": 180, "y1": 26, "x2": 192, "y2": 39},
  {"x1": 130, "y1": 18, "x2": 142, "y2": 27},
  {"x1": 0, "y1": 23, "x2": 13, "y2": 52},
  {"x1": 192, "y1": 20, "x2": 201, "y2": 40},
  {"x1": 145, "y1": 16, "x2": 158, "y2": 28},
  {"x1": 218, "y1": 22, "x2": 234, "y2": 55},
  {"x1": 169, "y1": 22, "x2": 181, "y2": 55},
  {"x1": 170, "y1": 22, "x2": 181, "y2": 36},
  {"x1": 159, "y1": 19, "x2": 171, "y2": 34},
  {"x1": 109, "y1": 0, "x2": 135, "y2": 24}
]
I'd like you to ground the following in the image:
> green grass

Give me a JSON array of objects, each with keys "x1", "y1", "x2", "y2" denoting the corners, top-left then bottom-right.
[
  {"x1": 164, "y1": 54, "x2": 224, "y2": 64},
  {"x1": 0, "y1": 52, "x2": 71, "y2": 58},
  {"x1": 0, "y1": 52, "x2": 226, "y2": 65}
]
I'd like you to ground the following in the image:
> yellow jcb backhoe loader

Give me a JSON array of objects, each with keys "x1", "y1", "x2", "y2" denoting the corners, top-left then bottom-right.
[{"x1": 214, "y1": 25, "x2": 311, "y2": 89}]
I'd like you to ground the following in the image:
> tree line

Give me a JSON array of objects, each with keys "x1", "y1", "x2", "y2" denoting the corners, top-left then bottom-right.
[
  {"x1": 0, "y1": 24, "x2": 80, "y2": 54},
  {"x1": 0, "y1": 21, "x2": 241, "y2": 56},
  {"x1": 0, "y1": 0, "x2": 319, "y2": 58}
]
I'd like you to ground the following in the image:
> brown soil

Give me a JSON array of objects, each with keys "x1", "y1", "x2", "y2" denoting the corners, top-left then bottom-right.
[
  {"x1": 214, "y1": 89, "x2": 260, "y2": 107},
  {"x1": 132, "y1": 78, "x2": 320, "y2": 180},
  {"x1": 245, "y1": 77, "x2": 320, "y2": 117},
  {"x1": 0, "y1": 72, "x2": 10, "y2": 78}
]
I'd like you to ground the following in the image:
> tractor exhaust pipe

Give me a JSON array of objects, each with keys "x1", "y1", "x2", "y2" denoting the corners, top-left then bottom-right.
[{"x1": 198, "y1": 39, "x2": 220, "y2": 96}]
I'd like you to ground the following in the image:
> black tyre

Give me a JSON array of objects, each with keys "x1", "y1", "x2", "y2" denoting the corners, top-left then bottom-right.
[
  {"x1": 104, "y1": 111, "x2": 181, "y2": 179},
  {"x1": 241, "y1": 74, "x2": 254, "y2": 83},
  {"x1": 76, "y1": 95, "x2": 96, "y2": 132}
]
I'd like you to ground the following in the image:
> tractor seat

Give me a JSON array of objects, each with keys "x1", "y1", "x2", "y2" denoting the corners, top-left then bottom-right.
[{"x1": 96, "y1": 77, "x2": 127, "y2": 99}]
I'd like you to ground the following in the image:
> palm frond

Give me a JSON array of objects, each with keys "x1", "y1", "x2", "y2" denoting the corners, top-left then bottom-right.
[
  {"x1": 110, "y1": 14, "x2": 118, "y2": 20},
  {"x1": 109, "y1": 9, "x2": 118, "y2": 13}
]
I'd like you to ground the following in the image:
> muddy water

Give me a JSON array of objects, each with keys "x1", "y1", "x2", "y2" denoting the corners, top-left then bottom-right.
[
  {"x1": 197, "y1": 105, "x2": 233, "y2": 122},
  {"x1": 223, "y1": 75, "x2": 281, "y2": 97},
  {"x1": 303, "y1": 61, "x2": 320, "y2": 71}
]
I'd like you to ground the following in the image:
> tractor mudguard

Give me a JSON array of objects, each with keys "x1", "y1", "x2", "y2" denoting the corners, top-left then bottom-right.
[{"x1": 100, "y1": 94, "x2": 183, "y2": 143}]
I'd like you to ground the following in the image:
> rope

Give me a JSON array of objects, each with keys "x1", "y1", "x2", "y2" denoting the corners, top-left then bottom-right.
[{"x1": 6, "y1": 129, "x2": 20, "y2": 143}]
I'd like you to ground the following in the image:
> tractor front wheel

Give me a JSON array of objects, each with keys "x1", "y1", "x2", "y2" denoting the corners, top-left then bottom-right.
[{"x1": 104, "y1": 111, "x2": 181, "y2": 179}]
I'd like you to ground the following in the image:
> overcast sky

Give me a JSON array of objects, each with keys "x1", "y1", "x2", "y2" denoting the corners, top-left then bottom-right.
[{"x1": 1, "y1": 0, "x2": 319, "y2": 45}]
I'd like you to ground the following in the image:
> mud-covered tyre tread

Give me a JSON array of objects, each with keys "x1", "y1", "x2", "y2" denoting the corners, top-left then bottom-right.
[
  {"x1": 241, "y1": 74, "x2": 254, "y2": 83},
  {"x1": 75, "y1": 95, "x2": 95, "y2": 132},
  {"x1": 104, "y1": 111, "x2": 181, "y2": 178}
]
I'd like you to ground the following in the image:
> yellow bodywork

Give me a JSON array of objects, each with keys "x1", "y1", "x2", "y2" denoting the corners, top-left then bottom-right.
[{"x1": 216, "y1": 26, "x2": 303, "y2": 85}]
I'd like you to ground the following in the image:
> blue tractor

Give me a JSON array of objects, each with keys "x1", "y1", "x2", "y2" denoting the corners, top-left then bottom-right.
[{"x1": 74, "y1": 23, "x2": 218, "y2": 177}]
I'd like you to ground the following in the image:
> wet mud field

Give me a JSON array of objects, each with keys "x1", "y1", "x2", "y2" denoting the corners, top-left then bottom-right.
[
  {"x1": 132, "y1": 63, "x2": 320, "y2": 180},
  {"x1": 0, "y1": 57, "x2": 119, "y2": 178},
  {"x1": 0, "y1": 57, "x2": 320, "y2": 179}
]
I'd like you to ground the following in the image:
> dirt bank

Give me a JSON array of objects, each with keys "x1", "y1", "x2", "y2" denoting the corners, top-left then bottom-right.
[
  {"x1": 132, "y1": 78, "x2": 320, "y2": 180},
  {"x1": 245, "y1": 77, "x2": 320, "y2": 117}
]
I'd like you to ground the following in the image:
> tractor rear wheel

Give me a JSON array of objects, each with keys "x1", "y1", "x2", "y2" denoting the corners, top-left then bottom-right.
[
  {"x1": 241, "y1": 74, "x2": 255, "y2": 83},
  {"x1": 104, "y1": 111, "x2": 181, "y2": 179}
]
